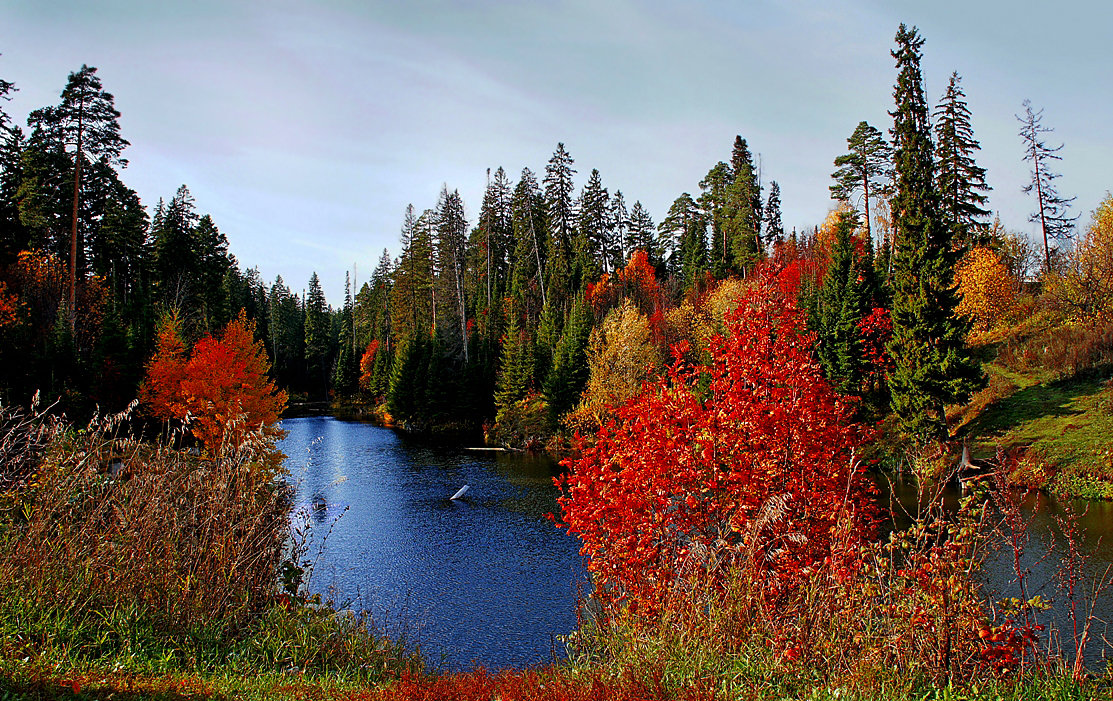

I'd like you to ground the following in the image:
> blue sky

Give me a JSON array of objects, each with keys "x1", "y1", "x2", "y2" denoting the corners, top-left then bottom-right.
[{"x1": 2, "y1": 0, "x2": 1110, "y2": 304}]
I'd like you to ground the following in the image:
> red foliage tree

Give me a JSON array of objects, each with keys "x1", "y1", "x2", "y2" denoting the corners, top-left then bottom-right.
[
  {"x1": 141, "y1": 311, "x2": 287, "y2": 458},
  {"x1": 557, "y1": 275, "x2": 877, "y2": 613},
  {"x1": 359, "y1": 339, "x2": 381, "y2": 392}
]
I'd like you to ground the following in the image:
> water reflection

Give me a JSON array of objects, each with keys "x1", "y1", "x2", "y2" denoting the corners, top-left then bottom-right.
[
  {"x1": 279, "y1": 417, "x2": 587, "y2": 672},
  {"x1": 879, "y1": 475, "x2": 1113, "y2": 670}
]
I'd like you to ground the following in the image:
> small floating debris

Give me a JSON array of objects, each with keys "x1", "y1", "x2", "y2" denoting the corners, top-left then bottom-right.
[{"x1": 450, "y1": 485, "x2": 470, "y2": 501}]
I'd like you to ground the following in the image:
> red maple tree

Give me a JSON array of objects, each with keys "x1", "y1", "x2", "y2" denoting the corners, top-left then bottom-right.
[
  {"x1": 557, "y1": 273, "x2": 877, "y2": 613},
  {"x1": 141, "y1": 311, "x2": 287, "y2": 459}
]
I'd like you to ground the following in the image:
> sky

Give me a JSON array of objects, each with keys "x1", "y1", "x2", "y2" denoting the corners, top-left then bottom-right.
[{"x1": 2, "y1": 0, "x2": 1110, "y2": 304}]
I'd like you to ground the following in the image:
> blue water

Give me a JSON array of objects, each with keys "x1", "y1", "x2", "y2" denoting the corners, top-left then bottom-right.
[{"x1": 278, "y1": 416, "x2": 587, "y2": 672}]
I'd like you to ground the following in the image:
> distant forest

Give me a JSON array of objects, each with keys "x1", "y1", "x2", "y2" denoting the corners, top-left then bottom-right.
[{"x1": 0, "y1": 30, "x2": 1093, "y2": 448}]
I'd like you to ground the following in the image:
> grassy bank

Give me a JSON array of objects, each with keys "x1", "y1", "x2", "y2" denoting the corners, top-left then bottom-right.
[
  {"x1": 0, "y1": 402, "x2": 420, "y2": 700},
  {"x1": 949, "y1": 316, "x2": 1113, "y2": 498}
]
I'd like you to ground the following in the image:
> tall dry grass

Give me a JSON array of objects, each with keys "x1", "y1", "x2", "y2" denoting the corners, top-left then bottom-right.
[{"x1": 0, "y1": 400, "x2": 289, "y2": 636}]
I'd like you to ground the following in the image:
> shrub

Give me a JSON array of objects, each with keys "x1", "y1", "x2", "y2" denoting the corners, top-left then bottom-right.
[{"x1": 557, "y1": 275, "x2": 877, "y2": 615}]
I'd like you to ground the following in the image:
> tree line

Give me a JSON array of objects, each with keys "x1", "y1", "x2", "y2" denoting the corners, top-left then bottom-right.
[{"x1": 0, "y1": 26, "x2": 1084, "y2": 446}]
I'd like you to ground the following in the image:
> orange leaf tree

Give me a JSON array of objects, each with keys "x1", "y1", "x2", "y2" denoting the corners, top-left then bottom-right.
[
  {"x1": 557, "y1": 274, "x2": 877, "y2": 614},
  {"x1": 955, "y1": 246, "x2": 1014, "y2": 331},
  {"x1": 141, "y1": 311, "x2": 287, "y2": 460}
]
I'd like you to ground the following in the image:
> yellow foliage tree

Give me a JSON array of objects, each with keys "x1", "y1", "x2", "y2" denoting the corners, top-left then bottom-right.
[
  {"x1": 566, "y1": 301, "x2": 660, "y2": 434},
  {"x1": 955, "y1": 246, "x2": 1014, "y2": 331},
  {"x1": 1048, "y1": 194, "x2": 1113, "y2": 323}
]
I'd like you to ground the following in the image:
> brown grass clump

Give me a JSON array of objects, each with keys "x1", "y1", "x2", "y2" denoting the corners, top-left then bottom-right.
[{"x1": 0, "y1": 401, "x2": 289, "y2": 635}]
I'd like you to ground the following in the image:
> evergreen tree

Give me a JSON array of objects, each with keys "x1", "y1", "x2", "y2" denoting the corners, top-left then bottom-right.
[
  {"x1": 303, "y1": 272, "x2": 331, "y2": 397},
  {"x1": 435, "y1": 186, "x2": 470, "y2": 361},
  {"x1": 763, "y1": 180, "x2": 785, "y2": 245},
  {"x1": 89, "y1": 179, "x2": 148, "y2": 306},
  {"x1": 390, "y1": 205, "x2": 434, "y2": 343},
  {"x1": 332, "y1": 271, "x2": 358, "y2": 395},
  {"x1": 933, "y1": 72, "x2": 991, "y2": 246},
  {"x1": 577, "y1": 168, "x2": 612, "y2": 271},
  {"x1": 0, "y1": 119, "x2": 27, "y2": 262},
  {"x1": 476, "y1": 166, "x2": 513, "y2": 316},
  {"x1": 699, "y1": 161, "x2": 732, "y2": 276},
  {"x1": 625, "y1": 200, "x2": 657, "y2": 263},
  {"x1": 494, "y1": 303, "x2": 534, "y2": 414},
  {"x1": 830, "y1": 121, "x2": 892, "y2": 246},
  {"x1": 658, "y1": 193, "x2": 705, "y2": 287},
  {"x1": 543, "y1": 296, "x2": 592, "y2": 427},
  {"x1": 815, "y1": 211, "x2": 866, "y2": 395},
  {"x1": 609, "y1": 190, "x2": 629, "y2": 269},
  {"x1": 724, "y1": 137, "x2": 762, "y2": 272},
  {"x1": 151, "y1": 185, "x2": 200, "y2": 314},
  {"x1": 543, "y1": 143, "x2": 576, "y2": 308},
  {"x1": 192, "y1": 214, "x2": 232, "y2": 332},
  {"x1": 543, "y1": 142, "x2": 577, "y2": 255},
  {"x1": 1017, "y1": 99, "x2": 1077, "y2": 272},
  {"x1": 509, "y1": 168, "x2": 548, "y2": 322},
  {"x1": 268, "y1": 276, "x2": 304, "y2": 390},
  {"x1": 26, "y1": 65, "x2": 128, "y2": 325},
  {"x1": 886, "y1": 24, "x2": 984, "y2": 441}
]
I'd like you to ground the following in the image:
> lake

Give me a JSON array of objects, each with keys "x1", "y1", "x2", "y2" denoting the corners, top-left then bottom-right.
[
  {"x1": 279, "y1": 416, "x2": 587, "y2": 672},
  {"x1": 281, "y1": 416, "x2": 1113, "y2": 673}
]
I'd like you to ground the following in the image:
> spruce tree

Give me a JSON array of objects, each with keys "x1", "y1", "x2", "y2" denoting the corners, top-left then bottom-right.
[
  {"x1": 625, "y1": 201, "x2": 657, "y2": 263},
  {"x1": 933, "y1": 72, "x2": 991, "y2": 246},
  {"x1": 816, "y1": 211, "x2": 866, "y2": 395},
  {"x1": 509, "y1": 168, "x2": 547, "y2": 322},
  {"x1": 577, "y1": 168, "x2": 612, "y2": 272},
  {"x1": 543, "y1": 296, "x2": 592, "y2": 427},
  {"x1": 304, "y1": 272, "x2": 331, "y2": 397},
  {"x1": 886, "y1": 24, "x2": 984, "y2": 441},
  {"x1": 763, "y1": 180, "x2": 785, "y2": 245},
  {"x1": 609, "y1": 190, "x2": 629, "y2": 269},
  {"x1": 332, "y1": 272, "x2": 358, "y2": 395},
  {"x1": 494, "y1": 303, "x2": 534, "y2": 414}
]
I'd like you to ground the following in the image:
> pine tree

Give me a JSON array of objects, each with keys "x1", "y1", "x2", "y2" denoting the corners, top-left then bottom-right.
[
  {"x1": 886, "y1": 24, "x2": 984, "y2": 441},
  {"x1": 830, "y1": 121, "x2": 892, "y2": 246},
  {"x1": 1017, "y1": 99, "x2": 1077, "y2": 272},
  {"x1": 658, "y1": 193, "x2": 705, "y2": 287},
  {"x1": 26, "y1": 65, "x2": 128, "y2": 326},
  {"x1": 934, "y1": 72, "x2": 991, "y2": 246}
]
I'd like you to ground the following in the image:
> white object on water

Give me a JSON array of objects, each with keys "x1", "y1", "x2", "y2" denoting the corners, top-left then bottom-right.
[{"x1": 451, "y1": 485, "x2": 470, "y2": 501}]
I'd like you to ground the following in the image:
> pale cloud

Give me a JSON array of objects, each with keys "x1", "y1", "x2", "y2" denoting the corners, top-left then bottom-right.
[{"x1": 1, "y1": 0, "x2": 1109, "y2": 303}]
